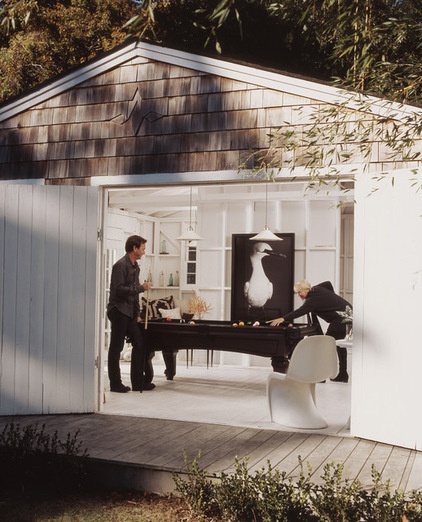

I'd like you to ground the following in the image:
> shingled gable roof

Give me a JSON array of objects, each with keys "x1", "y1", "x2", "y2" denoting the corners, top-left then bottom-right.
[
  {"x1": 0, "y1": 39, "x2": 420, "y2": 123},
  {"x1": 1, "y1": 39, "x2": 421, "y2": 184}
]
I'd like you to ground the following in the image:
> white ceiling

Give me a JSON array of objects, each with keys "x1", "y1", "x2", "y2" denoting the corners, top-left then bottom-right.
[{"x1": 106, "y1": 181, "x2": 354, "y2": 218}]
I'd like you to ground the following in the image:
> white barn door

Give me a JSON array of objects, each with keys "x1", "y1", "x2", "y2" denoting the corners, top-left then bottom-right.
[
  {"x1": 0, "y1": 184, "x2": 99, "y2": 415},
  {"x1": 352, "y1": 170, "x2": 422, "y2": 450}
]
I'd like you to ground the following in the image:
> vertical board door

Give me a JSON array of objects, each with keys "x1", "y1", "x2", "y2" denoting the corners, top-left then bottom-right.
[
  {"x1": 352, "y1": 170, "x2": 422, "y2": 450},
  {"x1": 0, "y1": 184, "x2": 99, "y2": 414}
]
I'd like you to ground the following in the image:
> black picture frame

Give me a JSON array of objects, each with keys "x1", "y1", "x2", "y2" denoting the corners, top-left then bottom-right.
[{"x1": 231, "y1": 233, "x2": 295, "y2": 322}]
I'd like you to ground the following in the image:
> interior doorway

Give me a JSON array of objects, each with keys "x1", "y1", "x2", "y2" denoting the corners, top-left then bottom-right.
[{"x1": 99, "y1": 180, "x2": 354, "y2": 431}]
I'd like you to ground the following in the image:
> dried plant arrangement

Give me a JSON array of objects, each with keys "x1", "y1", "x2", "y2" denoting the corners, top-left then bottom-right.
[{"x1": 187, "y1": 292, "x2": 212, "y2": 320}]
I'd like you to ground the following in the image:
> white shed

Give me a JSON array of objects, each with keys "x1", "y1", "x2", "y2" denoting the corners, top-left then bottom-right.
[{"x1": 0, "y1": 40, "x2": 421, "y2": 450}]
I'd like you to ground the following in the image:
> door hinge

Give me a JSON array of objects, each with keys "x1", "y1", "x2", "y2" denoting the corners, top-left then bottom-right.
[
  {"x1": 97, "y1": 228, "x2": 103, "y2": 241},
  {"x1": 94, "y1": 356, "x2": 99, "y2": 369}
]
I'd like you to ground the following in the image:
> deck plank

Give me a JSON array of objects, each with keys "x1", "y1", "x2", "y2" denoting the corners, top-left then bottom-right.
[
  {"x1": 267, "y1": 434, "x2": 343, "y2": 481},
  {"x1": 310, "y1": 436, "x2": 361, "y2": 485},
  {"x1": 286, "y1": 435, "x2": 345, "y2": 481},
  {"x1": 219, "y1": 429, "x2": 292, "y2": 473},
  {"x1": 120, "y1": 423, "x2": 237, "y2": 469},
  {"x1": 406, "y1": 451, "x2": 422, "y2": 492},
  {"x1": 0, "y1": 414, "x2": 420, "y2": 494},
  {"x1": 150, "y1": 423, "x2": 251, "y2": 469},
  {"x1": 354, "y1": 442, "x2": 394, "y2": 489},
  {"x1": 341, "y1": 438, "x2": 379, "y2": 488},
  {"x1": 247, "y1": 432, "x2": 312, "y2": 474},
  {"x1": 382, "y1": 446, "x2": 418, "y2": 492},
  {"x1": 195, "y1": 427, "x2": 267, "y2": 473},
  {"x1": 93, "y1": 418, "x2": 194, "y2": 460}
]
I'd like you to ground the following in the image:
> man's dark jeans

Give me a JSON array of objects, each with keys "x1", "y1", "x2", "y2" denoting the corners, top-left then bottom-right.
[{"x1": 107, "y1": 307, "x2": 151, "y2": 389}]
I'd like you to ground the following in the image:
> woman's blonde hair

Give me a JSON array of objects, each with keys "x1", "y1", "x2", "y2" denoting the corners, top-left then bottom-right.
[{"x1": 293, "y1": 279, "x2": 312, "y2": 293}]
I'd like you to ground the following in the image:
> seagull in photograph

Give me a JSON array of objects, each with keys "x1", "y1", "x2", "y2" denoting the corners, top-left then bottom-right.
[{"x1": 244, "y1": 242, "x2": 286, "y2": 309}]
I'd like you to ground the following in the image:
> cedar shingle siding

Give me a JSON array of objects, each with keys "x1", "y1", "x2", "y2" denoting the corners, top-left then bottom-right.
[
  {"x1": 0, "y1": 42, "x2": 421, "y2": 184},
  {"x1": 0, "y1": 58, "x2": 287, "y2": 183}
]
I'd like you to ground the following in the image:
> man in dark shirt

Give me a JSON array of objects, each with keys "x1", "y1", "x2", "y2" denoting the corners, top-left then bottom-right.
[
  {"x1": 107, "y1": 235, "x2": 154, "y2": 392},
  {"x1": 269, "y1": 280, "x2": 351, "y2": 382}
]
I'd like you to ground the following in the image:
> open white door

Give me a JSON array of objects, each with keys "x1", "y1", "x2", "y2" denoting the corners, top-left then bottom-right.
[
  {"x1": 352, "y1": 169, "x2": 422, "y2": 450},
  {"x1": 0, "y1": 184, "x2": 100, "y2": 415}
]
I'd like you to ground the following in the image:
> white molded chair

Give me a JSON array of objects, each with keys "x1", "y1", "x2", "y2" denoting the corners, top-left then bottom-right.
[{"x1": 267, "y1": 335, "x2": 338, "y2": 429}]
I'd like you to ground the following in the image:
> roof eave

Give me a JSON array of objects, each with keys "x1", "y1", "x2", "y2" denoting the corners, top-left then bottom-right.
[{"x1": 0, "y1": 39, "x2": 420, "y2": 124}]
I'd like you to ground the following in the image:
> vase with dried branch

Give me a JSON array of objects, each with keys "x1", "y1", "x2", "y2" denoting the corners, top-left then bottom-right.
[{"x1": 187, "y1": 292, "x2": 212, "y2": 320}]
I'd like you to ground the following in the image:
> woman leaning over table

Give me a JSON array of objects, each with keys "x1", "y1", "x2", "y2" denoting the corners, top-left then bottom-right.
[{"x1": 269, "y1": 280, "x2": 351, "y2": 383}]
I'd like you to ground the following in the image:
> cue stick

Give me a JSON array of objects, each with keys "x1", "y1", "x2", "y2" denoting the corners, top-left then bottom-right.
[{"x1": 144, "y1": 270, "x2": 151, "y2": 330}]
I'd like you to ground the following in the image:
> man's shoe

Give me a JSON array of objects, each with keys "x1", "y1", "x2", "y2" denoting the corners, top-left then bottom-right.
[
  {"x1": 110, "y1": 384, "x2": 131, "y2": 393},
  {"x1": 132, "y1": 383, "x2": 156, "y2": 392},
  {"x1": 164, "y1": 369, "x2": 174, "y2": 381}
]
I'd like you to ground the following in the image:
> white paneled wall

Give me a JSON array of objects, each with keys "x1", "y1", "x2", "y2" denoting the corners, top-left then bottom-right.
[
  {"x1": 198, "y1": 189, "x2": 343, "y2": 321},
  {"x1": 194, "y1": 185, "x2": 345, "y2": 366},
  {"x1": 104, "y1": 184, "x2": 350, "y2": 369}
]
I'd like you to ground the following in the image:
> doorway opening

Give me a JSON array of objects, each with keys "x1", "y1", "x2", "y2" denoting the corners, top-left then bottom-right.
[{"x1": 99, "y1": 180, "x2": 354, "y2": 435}]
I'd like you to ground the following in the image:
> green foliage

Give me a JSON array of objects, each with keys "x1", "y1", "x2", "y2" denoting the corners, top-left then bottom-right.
[
  {"x1": 0, "y1": 0, "x2": 36, "y2": 35},
  {"x1": 2, "y1": 0, "x2": 422, "y2": 106},
  {"x1": 172, "y1": 450, "x2": 219, "y2": 517},
  {"x1": 337, "y1": 305, "x2": 353, "y2": 324},
  {"x1": 0, "y1": 29, "x2": 53, "y2": 102},
  {"x1": 174, "y1": 453, "x2": 422, "y2": 521},
  {"x1": 0, "y1": 0, "x2": 138, "y2": 102},
  {"x1": 125, "y1": 0, "x2": 422, "y2": 105},
  {"x1": 0, "y1": 422, "x2": 89, "y2": 499},
  {"x1": 240, "y1": 92, "x2": 422, "y2": 190}
]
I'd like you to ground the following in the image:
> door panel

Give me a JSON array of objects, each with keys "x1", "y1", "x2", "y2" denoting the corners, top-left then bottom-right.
[{"x1": 0, "y1": 185, "x2": 99, "y2": 414}]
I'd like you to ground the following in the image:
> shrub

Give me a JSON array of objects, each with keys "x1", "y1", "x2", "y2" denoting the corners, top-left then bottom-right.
[
  {"x1": 174, "y1": 453, "x2": 422, "y2": 521},
  {"x1": 173, "y1": 450, "x2": 219, "y2": 518},
  {"x1": 0, "y1": 422, "x2": 89, "y2": 499}
]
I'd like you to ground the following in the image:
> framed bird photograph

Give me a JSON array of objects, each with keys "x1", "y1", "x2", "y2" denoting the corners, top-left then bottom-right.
[{"x1": 230, "y1": 233, "x2": 295, "y2": 323}]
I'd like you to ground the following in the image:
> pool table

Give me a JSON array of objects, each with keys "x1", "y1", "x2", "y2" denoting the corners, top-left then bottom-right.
[{"x1": 142, "y1": 319, "x2": 317, "y2": 379}]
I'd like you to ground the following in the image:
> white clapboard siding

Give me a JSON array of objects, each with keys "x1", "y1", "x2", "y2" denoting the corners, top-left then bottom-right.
[{"x1": 0, "y1": 184, "x2": 99, "y2": 415}]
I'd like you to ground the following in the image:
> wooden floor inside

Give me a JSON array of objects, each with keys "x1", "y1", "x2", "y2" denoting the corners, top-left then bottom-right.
[
  {"x1": 103, "y1": 360, "x2": 351, "y2": 435},
  {"x1": 1, "y1": 360, "x2": 421, "y2": 495}
]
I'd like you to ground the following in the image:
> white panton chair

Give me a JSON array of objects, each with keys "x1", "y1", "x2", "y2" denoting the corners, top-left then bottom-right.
[{"x1": 267, "y1": 335, "x2": 338, "y2": 429}]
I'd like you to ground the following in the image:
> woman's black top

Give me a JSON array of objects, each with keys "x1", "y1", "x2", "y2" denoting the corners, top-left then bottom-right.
[{"x1": 283, "y1": 284, "x2": 352, "y2": 328}]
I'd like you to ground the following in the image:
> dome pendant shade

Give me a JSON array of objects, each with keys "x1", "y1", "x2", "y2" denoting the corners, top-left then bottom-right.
[
  {"x1": 176, "y1": 226, "x2": 203, "y2": 242},
  {"x1": 250, "y1": 183, "x2": 283, "y2": 241},
  {"x1": 249, "y1": 226, "x2": 283, "y2": 242}
]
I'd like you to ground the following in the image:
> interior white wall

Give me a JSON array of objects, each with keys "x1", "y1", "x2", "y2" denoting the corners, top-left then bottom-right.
[
  {"x1": 352, "y1": 169, "x2": 422, "y2": 450},
  {"x1": 104, "y1": 184, "x2": 348, "y2": 369}
]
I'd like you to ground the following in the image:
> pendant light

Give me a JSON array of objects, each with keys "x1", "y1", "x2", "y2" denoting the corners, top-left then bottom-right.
[
  {"x1": 250, "y1": 183, "x2": 283, "y2": 241},
  {"x1": 176, "y1": 186, "x2": 203, "y2": 242}
]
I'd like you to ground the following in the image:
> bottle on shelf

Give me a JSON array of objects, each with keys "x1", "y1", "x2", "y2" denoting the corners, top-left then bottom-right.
[
  {"x1": 160, "y1": 240, "x2": 168, "y2": 254},
  {"x1": 169, "y1": 273, "x2": 173, "y2": 286},
  {"x1": 159, "y1": 271, "x2": 164, "y2": 287},
  {"x1": 174, "y1": 270, "x2": 179, "y2": 287}
]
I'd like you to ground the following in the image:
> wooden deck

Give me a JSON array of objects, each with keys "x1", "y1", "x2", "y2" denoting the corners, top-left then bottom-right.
[{"x1": 1, "y1": 364, "x2": 421, "y2": 495}]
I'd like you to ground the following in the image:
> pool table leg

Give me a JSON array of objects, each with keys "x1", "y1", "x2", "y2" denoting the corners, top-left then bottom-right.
[
  {"x1": 271, "y1": 355, "x2": 290, "y2": 374},
  {"x1": 163, "y1": 350, "x2": 178, "y2": 380}
]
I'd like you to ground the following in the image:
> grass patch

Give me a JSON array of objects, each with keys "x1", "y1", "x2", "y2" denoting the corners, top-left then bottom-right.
[{"x1": 1, "y1": 491, "x2": 193, "y2": 522}]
